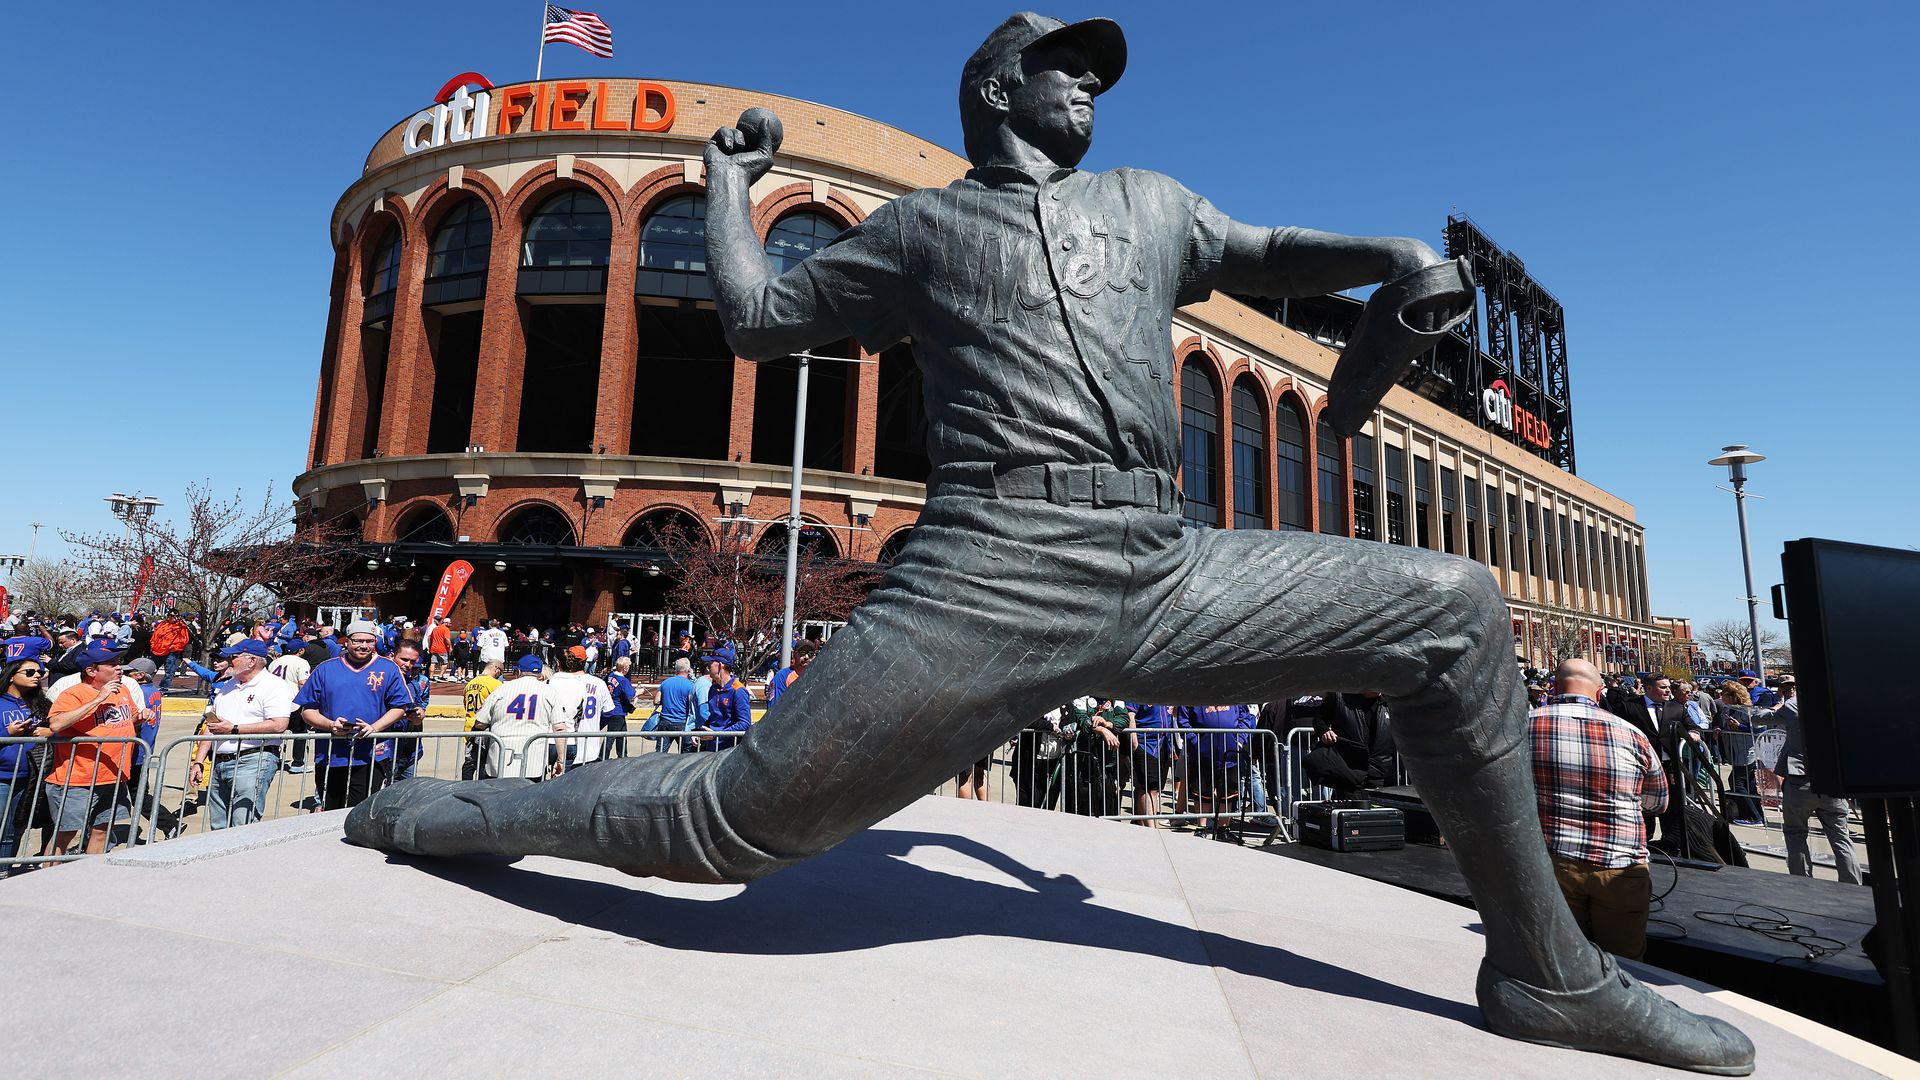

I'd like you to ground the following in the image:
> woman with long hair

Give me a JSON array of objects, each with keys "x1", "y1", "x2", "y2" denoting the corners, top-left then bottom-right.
[
  {"x1": 0, "y1": 657, "x2": 54, "y2": 872},
  {"x1": 1718, "y1": 682, "x2": 1764, "y2": 824}
]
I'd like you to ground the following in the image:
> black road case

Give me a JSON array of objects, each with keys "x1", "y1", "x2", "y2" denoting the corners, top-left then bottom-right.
[{"x1": 1296, "y1": 800, "x2": 1405, "y2": 852}]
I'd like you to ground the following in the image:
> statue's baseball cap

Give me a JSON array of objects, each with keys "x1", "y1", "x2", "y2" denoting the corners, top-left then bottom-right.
[{"x1": 962, "y1": 13, "x2": 1127, "y2": 98}]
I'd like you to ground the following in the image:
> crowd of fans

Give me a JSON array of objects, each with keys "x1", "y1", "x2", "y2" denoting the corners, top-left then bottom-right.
[
  {"x1": 0, "y1": 602, "x2": 1830, "y2": 907},
  {"x1": 0, "y1": 604, "x2": 833, "y2": 874}
]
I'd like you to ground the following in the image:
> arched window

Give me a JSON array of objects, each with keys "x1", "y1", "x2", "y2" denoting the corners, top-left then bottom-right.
[
  {"x1": 1316, "y1": 415, "x2": 1347, "y2": 536},
  {"x1": 637, "y1": 195, "x2": 710, "y2": 300},
  {"x1": 1275, "y1": 395, "x2": 1310, "y2": 532},
  {"x1": 365, "y1": 225, "x2": 402, "y2": 297},
  {"x1": 877, "y1": 527, "x2": 914, "y2": 565},
  {"x1": 1179, "y1": 358, "x2": 1221, "y2": 529},
  {"x1": 392, "y1": 505, "x2": 454, "y2": 544},
  {"x1": 428, "y1": 198, "x2": 492, "y2": 278},
  {"x1": 756, "y1": 521, "x2": 841, "y2": 560},
  {"x1": 623, "y1": 508, "x2": 708, "y2": 551},
  {"x1": 499, "y1": 505, "x2": 577, "y2": 546},
  {"x1": 522, "y1": 190, "x2": 611, "y2": 267},
  {"x1": 765, "y1": 212, "x2": 841, "y2": 275},
  {"x1": 1229, "y1": 379, "x2": 1268, "y2": 530}
]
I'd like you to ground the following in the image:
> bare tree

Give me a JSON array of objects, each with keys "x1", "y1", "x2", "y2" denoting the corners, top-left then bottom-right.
[
  {"x1": 656, "y1": 521, "x2": 879, "y2": 674},
  {"x1": 9, "y1": 560, "x2": 102, "y2": 620},
  {"x1": 1538, "y1": 612, "x2": 1589, "y2": 665},
  {"x1": 62, "y1": 483, "x2": 369, "y2": 660},
  {"x1": 1696, "y1": 618, "x2": 1784, "y2": 667}
]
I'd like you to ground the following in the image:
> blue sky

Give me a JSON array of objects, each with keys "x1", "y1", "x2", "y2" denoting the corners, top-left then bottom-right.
[{"x1": 2, "y1": 2, "x2": 1913, "y2": 637}]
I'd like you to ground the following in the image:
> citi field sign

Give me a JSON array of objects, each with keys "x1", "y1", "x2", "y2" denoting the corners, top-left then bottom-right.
[
  {"x1": 1481, "y1": 379, "x2": 1553, "y2": 450},
  {"x1": 401, "y1": 73, "x2": 678, "y2": 155}
]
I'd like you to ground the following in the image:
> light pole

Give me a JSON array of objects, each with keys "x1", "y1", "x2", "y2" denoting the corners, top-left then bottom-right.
[
  {"x1": 105, "y1": 494, "x2": 163, "y2": 613},
  {"x1": 105, "y1": 493, "x2": 163, "y2": 536},
  {"x1": 715, "y1": 351, "x2": 873, "y2": 673},
  {"x1": 26, "y1": 522, "x2": 43, "y2": 563},
  {"x1": 1707, "y1": 445, "x2": 1766, "y2": 680}
]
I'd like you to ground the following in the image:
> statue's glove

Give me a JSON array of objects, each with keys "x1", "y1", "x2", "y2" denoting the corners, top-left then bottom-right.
[{"x1": 1323, "y1": 257, "x2": 1476, "y2": 437}]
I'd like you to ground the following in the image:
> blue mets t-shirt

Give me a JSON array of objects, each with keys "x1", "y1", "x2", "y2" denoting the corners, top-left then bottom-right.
[{"x1": 293, "y1": 655, "x2": 413, "y2": 766}]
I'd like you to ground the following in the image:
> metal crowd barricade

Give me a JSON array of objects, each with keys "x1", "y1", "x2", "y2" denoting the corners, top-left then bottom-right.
[
  {"x1": 518, "y1": 727, "x2": 708, "y2": 776},
  {"x1": 141, "y1": 731, "x2": 504, "y2": 842},
  {"x1": 1, "y1": 735, "x2": 151, "y2": 868},
  {"x1": 932, "y1": 726, "x2": 1290, "y2": 839},
  {"x1": 1703, "y1": 725, "x2": 1786, "y2": 826}
]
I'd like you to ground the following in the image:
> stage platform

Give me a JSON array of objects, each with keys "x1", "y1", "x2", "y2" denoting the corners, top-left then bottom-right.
[
  {"x1": 0, "y1": 798, "x2": 1904, "y2": 1078},
  {"x1": 1269, "y1": 830, "x2": 1888, "y2": 1047}
]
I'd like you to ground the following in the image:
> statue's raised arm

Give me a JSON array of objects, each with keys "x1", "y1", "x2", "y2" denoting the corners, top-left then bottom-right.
[{"x1": 701, "y1": 107, "x2": 854, "y2": 361}]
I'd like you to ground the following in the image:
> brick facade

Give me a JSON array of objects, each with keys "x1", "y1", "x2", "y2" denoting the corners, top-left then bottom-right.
[{"x1": 300, "y1": 78, "x2": 1664, "y2": 666}]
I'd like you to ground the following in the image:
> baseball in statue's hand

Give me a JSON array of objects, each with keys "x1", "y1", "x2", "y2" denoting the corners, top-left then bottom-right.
[
  {"x1": 705, "y1": 107, "x2": 783, "y2": 185},
  {"x1": 737, "y1": 107, "x2": 784, "y2": 156}
]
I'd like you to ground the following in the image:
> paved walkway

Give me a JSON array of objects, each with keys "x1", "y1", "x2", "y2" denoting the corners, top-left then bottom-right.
[{"x1": 0, "y1": 797, "x2": 1897, "y2": 1079}]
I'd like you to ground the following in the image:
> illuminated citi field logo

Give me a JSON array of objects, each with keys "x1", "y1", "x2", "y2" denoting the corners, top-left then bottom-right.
[
  {"x1": 1480, "y1": 379, "x2": 1553, "y2": 450},
  {"x1": 401, "y1": 73, "x2": 679, "y2": 155}
]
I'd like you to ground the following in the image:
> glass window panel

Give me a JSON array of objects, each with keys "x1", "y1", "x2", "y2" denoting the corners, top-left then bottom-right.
[
  {"x1": 1383, "y1": 444, "x2": 1408, "y2": 546},
  {"x1": 1351, "y1": 433, "x2": 1377, "y2": 542},
  {"x1": 765, "y1": 212, "x2": 842, "y2": 275},
  {"x1": 428, "y1": 198, "x2": 493, "y2": 278},
  {"x1": 1181, "y1": 360, "x2": 1221, "y2": 528},
  {"x1": 1274, "y1": 395, "x2": 1309, "y2": 532},
  {"x1": 640, "y1": 195, "x2": 708, "y2": 274},
  {"x1": 1232, "y1": 380, "x2": 1269, "y2": 530},
  {"x1": 522, "y1": 190, "x2": 612, "y2": 268},
  {"x1": 1315, "y1": 416, "x2": 1346, "y2": 536},
  {"x1": 366, "y1": 225, "x2": 402, "y2": 297}
]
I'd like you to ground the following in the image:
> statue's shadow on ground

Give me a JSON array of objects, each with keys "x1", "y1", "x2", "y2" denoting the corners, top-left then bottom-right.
[{"x1": 378, "y1": 828, "x2": 1482, "y2": 1028}]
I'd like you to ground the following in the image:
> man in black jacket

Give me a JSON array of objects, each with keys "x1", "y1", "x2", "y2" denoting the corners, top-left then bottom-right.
[
  {"x1": 1303, "y1": 692, "x2": 1398, "y2": 798},
  {"x1": 1607, "y1": 675, "x2": 1704, "y2": 851}
]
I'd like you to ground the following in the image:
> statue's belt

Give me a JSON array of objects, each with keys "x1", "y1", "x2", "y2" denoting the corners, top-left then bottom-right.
[{"x1": 929, "y1": 462, "x2": 1182, "y2": 514}]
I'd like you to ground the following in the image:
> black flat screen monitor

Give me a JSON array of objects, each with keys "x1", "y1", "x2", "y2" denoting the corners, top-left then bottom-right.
[{"x1": 1780, "y1": 538, "x2": 1920, "y2": 797}]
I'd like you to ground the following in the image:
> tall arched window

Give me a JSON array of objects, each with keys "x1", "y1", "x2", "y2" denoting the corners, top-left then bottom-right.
[
  {"x1": 428, "y1": 198, "x2": 493, "y2": 279},
  {"x1": 1230, "y1": 379, "x2": 1268, "y2": 530},
  {"x1": 637, "y1": 195, "x2": 709, "y2": 299},
  {"x1": 878, "y1": 528, "x2": 915, "y2": 565},
  {"x1": 1275, "y1": 396, "x2": 1310, "y2": 531},
  {"x1": 363, "y1": 224, "x2": 402, "y2": 326},
  {"x1": 1315, "y1": 415, "x2": 1347, "y2": 536},
  {"x1": 623, "y1": 508, "x2": 708, "y2": 551},
  {"x1": 522, "y1": 190, "x2": 611, "y2": 267},
  {"x1": 765, "y1": 212, "x2": 841, "y2": 274},
  {"x1": 756, "y1": 521, "x2": 841, "y2": 560},
  {"x1": 1180, "y1": 358, "x2": 1221, "y2": 529},
  {"x1": 392, "y1": 505, "x2": 454, "y2": 544},
  {"x1": 499, "y1": 505, "x2": 577, "y2": 546},
  {"x1": 366, "y1": 225, "x2": 402, "y2": 298}
]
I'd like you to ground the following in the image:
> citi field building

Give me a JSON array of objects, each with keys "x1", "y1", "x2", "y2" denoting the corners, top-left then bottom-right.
[{"x1": 300, "y1": 74, "x2": 1672, "y2": 669}]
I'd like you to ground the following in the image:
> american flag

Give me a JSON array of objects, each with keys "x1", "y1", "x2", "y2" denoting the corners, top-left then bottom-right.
[{"x1": 543, "y1": 5, "x2": 614, "y2": 58}]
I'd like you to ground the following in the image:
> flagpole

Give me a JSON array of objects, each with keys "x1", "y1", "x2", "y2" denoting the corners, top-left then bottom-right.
[{"x1": 534, "y1": 2, "x2": 548, "y2": 81}]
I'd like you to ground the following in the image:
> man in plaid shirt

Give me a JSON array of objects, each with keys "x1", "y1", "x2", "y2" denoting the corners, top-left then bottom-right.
[{"x1": 1530, "y1": 658, "x2": 1669, "y2": 959}]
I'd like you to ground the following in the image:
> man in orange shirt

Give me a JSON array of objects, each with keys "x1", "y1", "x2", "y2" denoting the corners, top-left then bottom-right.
[
  {"x1": 426, "y1": 616, "x2": 454, "y2": 681},
  {"x1": 45, "y1": 644, "x2": 149, "y2": 855}
]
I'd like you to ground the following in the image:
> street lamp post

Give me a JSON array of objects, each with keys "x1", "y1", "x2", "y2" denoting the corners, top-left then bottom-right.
[
  {"x1": 105, "y1": 494, "x2": 163, "y2": 613},
  {"x1": 105, "y1": 493, "x2": 163, "y2": 536},
  {"x1": 1707, "y1": 445, "x2": 1766, "y2": 680},
  {"x1": 712, "y1": 351, "x2": 874, "y2": 674}
]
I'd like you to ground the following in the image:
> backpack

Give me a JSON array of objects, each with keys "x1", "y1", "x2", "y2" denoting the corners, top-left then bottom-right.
[{"x1": 150, "y1": 619, "x2": 189, "y2": 657}]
